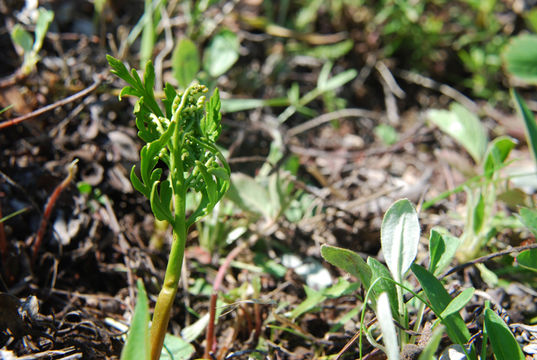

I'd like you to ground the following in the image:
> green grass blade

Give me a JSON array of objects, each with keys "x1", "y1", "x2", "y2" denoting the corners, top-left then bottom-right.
[
  {"x1": 439, "y1": 287, "x2": 475, "y2": 319},
  {"x1": 411, "y1": 264, "x2": 470, "y2": 345},
  {"x1": 121, "y1": 280, "x2": 150, "y2": 360}
]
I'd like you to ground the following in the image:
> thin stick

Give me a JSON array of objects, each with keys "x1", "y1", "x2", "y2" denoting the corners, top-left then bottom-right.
[
  {"x1": 204, "y1": 241, "x2": 248, "y2": 359},
  {"x1": 0, "y1": 77, "x2": 103, "y2": 130},
  {"x1": 335, "y1": 319, "x2": 377, "y2": 360},
  {"x1": 440, "y1": 242, "x2": 537, "y2": 279},
  {"x1": 32, "y1": 160, "x2": 78, "y2": 263},
  {"x1": 286, "y1": 108, "x2": 380, "y2": 137},
  {"x1": 406, "y1": 242, "x2": 537, "y2": 301},
  {"x1": 396, "y1": 69, "x2": 478, "y2": 112}
]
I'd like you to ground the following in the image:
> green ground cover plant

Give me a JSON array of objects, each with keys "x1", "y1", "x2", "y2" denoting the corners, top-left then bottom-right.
[{"x1": 321, "y1": 198, "x2": 525, "y2": 360}]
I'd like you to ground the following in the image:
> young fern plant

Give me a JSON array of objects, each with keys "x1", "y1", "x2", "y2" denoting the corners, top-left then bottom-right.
[{"x1": 107, "y1": 55, "x2": 230, "y2": 360}]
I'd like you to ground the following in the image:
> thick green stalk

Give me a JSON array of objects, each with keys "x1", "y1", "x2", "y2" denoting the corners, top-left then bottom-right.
[
  {"x1": 149, "y1": 90, "x2": 189, "y2": 360},
  {"x1": 149, "y1": 195, "x2": 187, "y2": 360}
]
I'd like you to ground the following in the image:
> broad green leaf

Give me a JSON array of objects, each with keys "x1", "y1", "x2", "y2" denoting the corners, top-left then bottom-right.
[
  {"x1": 411, "y1": 264, "x2": 470, "y2": 345},
  {"x1": 226, "y1": 173, "x2": 272, "y2": 218},
  {"x1": 427, "y1": 103, "x2": 488, "y2": 163},
  {"x1": 429, "y1": 227, "x2": 461, "y2": 276},
  {"x1": 512, "y1": 89, "x2": 537, "y2": 163},
  {"x1": 10, "y1": 25, "x2": 33, "y2": 53},
  {"x1": 203, "y1": 29, "x2": 239, "y2": 77},
  {"x1": 517, "y1": 249, "x2": 537, "y2": 272},
  {"x1": 381, "y1": 199, "x2": 420, "y2": 283},
  {"x1": 160, "y1": 334, "x2": 195, "y2": 360},
  {"x1": 376, "y1": 292, "x2": 400, "y2": 360},
  {"x1": 320, "y1": 244, "x2": 371, "y2": 289},
  {"x1": 472, "y1": 192, "x2": 485, "y2": 233},
  {"x1": 172, "y1": 38, "x2": 200, "y2": 88},
  {"x1": 483, "y1": 136, "x2": 516, "y2": 179},
  {"x1": 519, "y1": 207, "x2": 537, "y2": 237},
  {"x1": 121, "y1": 280, "x2": 150, "y2": 360},
  {"x1": 368, "y1": 258, "x2": 398, "y2": 317},
  {"x1": 439, "y1": 287, "x2": 475, "y2": 319},
  {"x1": 484, "y1": 308, "x2": 524, "y2": 360},
  {"x1": 503, "y1": 34, "x2": 537, "y2": 83}
]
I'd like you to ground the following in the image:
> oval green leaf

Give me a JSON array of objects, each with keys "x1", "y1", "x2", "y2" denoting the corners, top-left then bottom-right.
[
  {"x1": 519, "y1": 207, "x2": 537, "y2": 237},
  {"x1": 320, "y1": 244, "x2": 371, "y2": 288},
  {"x1": 503, "y1": 34, "x2": 537, "y2": 83},
  {"x1": 483, "y1": 136, "x2": 516, "y2": 179},
  {"x1": 381, "y1": 199, "x2": 420, "y2": 283},
  {"x1": 427, "y1": 103, "x2": 488, "y2": 163},
  {"x1": 429, "y1": 227, "x2": 461, "y2": 276},
  {"x1": 439, "y1": 287, "x2": 475, "y2": 319},
  {"x1": 172, "y1": 38, "x2": 200, "y2": 88},
  {"x1": 517, "y1": 248, "x2": 537, "y2": 272},
  {"x1": 203, "y1": 29, "x2": 239, "y2": 77},
  {"x1": 484, "y1": 308, "x2": 524, "y2": 360}
]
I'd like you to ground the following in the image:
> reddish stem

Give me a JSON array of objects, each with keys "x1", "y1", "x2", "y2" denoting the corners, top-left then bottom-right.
[
  {"x1": 0, "y1": 199, "x2": 7, "y2": 261},
  {"x1": 0, "y1": 77, "x2": 102, "y2": 130},
  {"x1": 32, "y1": 160, "x2": 78, "y2": 263},
  {"x1": 203, "y1": 241, "x2": 248, "y2": 359}
]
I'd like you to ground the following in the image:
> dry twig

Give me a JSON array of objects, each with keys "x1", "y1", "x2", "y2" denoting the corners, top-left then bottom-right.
[{"x1": 0, "y1": 76, "x2": 103, "y2": 130}]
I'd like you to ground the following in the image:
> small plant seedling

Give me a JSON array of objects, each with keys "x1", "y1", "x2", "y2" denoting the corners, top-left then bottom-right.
[
  {"x1": 10, "y1": 8, "x2": 54, "y2": 76},
  {"x1": 107, "y1": 55, "x2": 230, "y2": 360},
  {"x1": 427, "y1": 103, "x2": 518, "y2": 262}
]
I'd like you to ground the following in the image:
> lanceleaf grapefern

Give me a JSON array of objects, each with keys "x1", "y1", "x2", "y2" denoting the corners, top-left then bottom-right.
[{"x1": 107, "y1": 55, "x2": 230, "y2": 360}]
